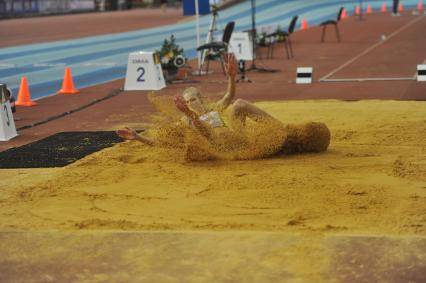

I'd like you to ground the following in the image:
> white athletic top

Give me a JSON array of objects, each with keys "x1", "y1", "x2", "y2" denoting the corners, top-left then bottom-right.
[{"x1": 199, "y1": 111, "x2": 224, "y2": 128}]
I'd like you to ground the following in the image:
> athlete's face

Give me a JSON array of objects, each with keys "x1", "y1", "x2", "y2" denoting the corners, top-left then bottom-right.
[{"x1": 183, "y1": 91, "x2": 205, "y2": 115}]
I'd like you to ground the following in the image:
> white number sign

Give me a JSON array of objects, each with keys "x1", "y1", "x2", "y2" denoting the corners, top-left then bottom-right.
[
  {"x1": 0, "y1": 100, "x2": 18, "y2": 141},
  {"x1": 229, "y1": 32, "x2": 253, "y2": 61},
  {"x1": 124, "y1": 51, "x2": 166, "y2": 91}
]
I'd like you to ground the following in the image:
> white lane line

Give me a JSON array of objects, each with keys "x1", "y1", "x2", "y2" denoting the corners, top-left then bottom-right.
[
  {"x1": 319, "y1": 14, "x2": 425, "y2": 82},
  {"x1": 320, "y1": 77, "x2": 415, "y2": 82}
]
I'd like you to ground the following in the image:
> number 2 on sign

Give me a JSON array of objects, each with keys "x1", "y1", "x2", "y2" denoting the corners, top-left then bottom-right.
[{"x1": 137, "y1": 67, "x2": 145, "y2": 82}]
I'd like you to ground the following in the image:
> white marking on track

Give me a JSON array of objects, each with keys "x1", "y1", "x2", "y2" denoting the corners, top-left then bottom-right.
[{"x1": 320, "y1": 14, "x2": 425, "y2": 82}]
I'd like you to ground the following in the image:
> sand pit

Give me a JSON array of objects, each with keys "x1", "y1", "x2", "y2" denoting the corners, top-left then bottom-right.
[{"x1": 0, "y1": 100, "x2": 425, "y2": 236}]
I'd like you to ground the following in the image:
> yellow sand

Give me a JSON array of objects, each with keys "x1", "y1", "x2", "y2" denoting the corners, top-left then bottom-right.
[{"x1": 0, "y1": 100, "x2": 425, "y2": 236}]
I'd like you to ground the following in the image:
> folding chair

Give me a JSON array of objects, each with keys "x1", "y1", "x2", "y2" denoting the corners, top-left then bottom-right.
[
  {"x1": 267, "y1": 15, "x2": 298, "y2": 59},
  {"x1": 196, "y1": 21, "x2": 235, "y2": 75},
  {"x1": 320, "y1": 7, "x2": 344, "y2": 42}
]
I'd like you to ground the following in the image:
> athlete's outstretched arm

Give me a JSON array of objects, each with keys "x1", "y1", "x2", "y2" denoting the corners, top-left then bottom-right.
[{"x1": 216, "y1": 53, "x2": 237, "y2": 111}]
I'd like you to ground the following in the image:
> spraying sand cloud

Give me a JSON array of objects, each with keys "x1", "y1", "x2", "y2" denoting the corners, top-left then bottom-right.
[{"x1": 145, "y1": 93, "x2": 330, "y2": 161}]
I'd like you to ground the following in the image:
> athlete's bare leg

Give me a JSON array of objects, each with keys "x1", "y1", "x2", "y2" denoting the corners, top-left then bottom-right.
[{"x1": 227, "y1": 99, "x2": 281, "y2": 131}]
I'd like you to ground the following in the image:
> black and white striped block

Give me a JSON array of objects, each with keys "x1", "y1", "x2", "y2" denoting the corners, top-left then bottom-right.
[
  {"x1": 417, "y1": 65, "x2": 426, "y2": 82},
  {"x1": 296, "y1": 67, "x2": 313, "y2": 84}
]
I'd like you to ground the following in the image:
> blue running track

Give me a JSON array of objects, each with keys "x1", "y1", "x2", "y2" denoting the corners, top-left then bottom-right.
[{"x1": 0, "y1": 0, "x2": 418, "y2": 100}]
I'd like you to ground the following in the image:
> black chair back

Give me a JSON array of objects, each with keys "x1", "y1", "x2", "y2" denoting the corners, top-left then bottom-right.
[
  {"x1": 337, "y1": 7, "x2": 344, "y2": 21},
  {"x1": 222, "y1": 21, "x2": 235, "y2": 44},
  {"x1": 288, "y1": 15, "x2": 299, "y2": 34}
]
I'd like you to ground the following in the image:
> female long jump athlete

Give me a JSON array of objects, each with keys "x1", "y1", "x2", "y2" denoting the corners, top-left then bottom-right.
[{"x1": 117, "y1": 54, "x2": 330, "y2": 160}]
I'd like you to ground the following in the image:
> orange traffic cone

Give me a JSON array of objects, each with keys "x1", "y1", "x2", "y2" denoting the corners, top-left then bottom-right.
[
  {"x1": 381, "y1": 3, "x2": 387, "y2": 12},
  {"x1": 355, "y1": 5, "x2": 361, "y2": 16},
  {"x1": 15, "y1": 76, "x2": 37, "y2": 107},
  {"x1": 341, "y1": 8, "x2": 348, "y2": 19},
  {"x1": 301, "y1": 18, "x2": 308, "y2": 31},
  {"x1": 398, "y1": 3, "x2": 404, "y2": 12},
  {"x1": 366, "y1": 4, "x2": 373, "y2": 14},
  {"x1": 417, "y1": 1, "x2": 424, "y2": 10},
  {"x1": 57, "y1": 67, "x2": 79, "y2": 94}
]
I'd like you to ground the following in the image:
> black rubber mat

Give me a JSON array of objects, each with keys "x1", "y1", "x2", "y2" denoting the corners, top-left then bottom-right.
[{"x1": 0, "y1": 131, "x2": 123, "y2": 169}]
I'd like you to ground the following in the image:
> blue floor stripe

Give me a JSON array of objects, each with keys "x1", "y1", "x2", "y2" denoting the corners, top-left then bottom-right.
[
  {"x1": 10, "y1": 66, "x2": 128, "y2": 100},
  {"x1": 0, "y1": 0, "x2": 372, "y2": 60}
]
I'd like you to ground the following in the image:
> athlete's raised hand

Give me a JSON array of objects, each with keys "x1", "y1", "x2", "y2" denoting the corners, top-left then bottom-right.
[{"x1": 224, "y1": 53, "x2": 237, "y2": 78}]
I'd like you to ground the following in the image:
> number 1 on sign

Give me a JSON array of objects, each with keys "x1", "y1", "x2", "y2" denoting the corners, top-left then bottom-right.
[{"x1": 137, "y1": 67, "x2": 145, "y2": 82}]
